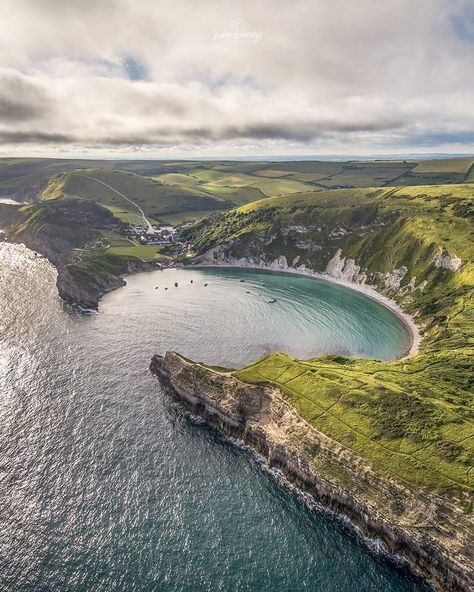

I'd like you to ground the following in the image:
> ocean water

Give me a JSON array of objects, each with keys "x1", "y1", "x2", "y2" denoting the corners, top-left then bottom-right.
[{"x1": 0, "y1": 243, "x2": 429, "y2": 592}]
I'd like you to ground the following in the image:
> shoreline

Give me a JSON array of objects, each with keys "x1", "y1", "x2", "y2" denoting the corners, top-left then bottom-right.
[
  {"x1": 1, "y1": 232, "x2": 421, "y2": 362},
  {"x1": 190, "y1": 261, "x2": 421, "y2": 361},
  {"x1": 151, "y1": 352, "x2": 472, "y2": 592}
]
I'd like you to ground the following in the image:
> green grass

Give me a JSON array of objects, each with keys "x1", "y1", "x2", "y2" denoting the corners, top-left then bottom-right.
[
  {"x1": 3, "y1": 156, "x2": 471, "y2": 211},
  {"x1": 183, "y1": 182, "x2": 474, "y2": 499},
  {"x1": 413, "y1": 157, "x2": 474, "y2": 174},
  {"x1": 40, "y1": 169, "x2": 231, "y2": 222},
  {"x1": 233, "y1": 344, "x2": 473, "y2": 495},
  {"x1": 198, "y1": 184, "x2": 265, "y2": 205},
  {"x1": 315, "y1": 163, "x2": 413, "y2": 188},
  {"x1": 247, "y1": 178, "x2": 310, "y2": 196},
  {"x1": 465, "y1": 166, "x2": 474, "y2": 182},
  {"x1": 102, "y1": 230, "x2": 169, "y2": 261},
  {"x1": 107, "y1": 244, "x2": 164, "y2": 261},
  {"x1": 157, "y1": 173, "x2": 200, "y2": 186},
  {"x1": 189, "y1": 168, "x2": 233, "y2": 182},
  {"x1": 103, "y1": 205, "x2": 161, "y2": 225}
]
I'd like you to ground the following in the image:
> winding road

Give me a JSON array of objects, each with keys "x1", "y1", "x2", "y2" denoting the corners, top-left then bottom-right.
[{"x1": 74, "y1": 173, "x2": 157, "y2": 234}]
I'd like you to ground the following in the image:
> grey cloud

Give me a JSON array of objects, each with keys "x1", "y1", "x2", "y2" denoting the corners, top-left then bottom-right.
[
  {"x1": 0, "y1": 131, "x2": 75, "y2": 143},
  {"x1": 0, "y1": 73, "x2": 50, "y2": 122},
  {"x1": 0, "y1": 0, "x2": 473, "y2": 155}
]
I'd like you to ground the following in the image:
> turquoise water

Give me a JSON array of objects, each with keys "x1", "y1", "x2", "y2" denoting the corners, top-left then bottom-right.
[
  {"x1": 114, "y1": 265, "x2": 412, "y2": 365},
  {"x1": 0, "y1": 244, "x2": 428, "y2": 592}
]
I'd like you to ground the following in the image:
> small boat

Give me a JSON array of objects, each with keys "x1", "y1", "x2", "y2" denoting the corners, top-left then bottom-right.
[
  {"x1": 165, "y1": 287, "x2": 168, "y2": 290},
  {"x1": 190, "y1": 280, "x2": 193, "y2": 283},
  {"x1": 174, "y1": 282, "x2": 178, "y2": 287},
  {"x1": 240, "y1": 279, "x2": 245, "y2": 282},
  {"x1": 204, "y1": 283, "x2": 208, "y2": 287},
  {"x1": 267, "y1": 298, "x2": 277, "y2": 304},
  {"x1": 155, "y1": 286, "x2": 158, "y2": 289}
]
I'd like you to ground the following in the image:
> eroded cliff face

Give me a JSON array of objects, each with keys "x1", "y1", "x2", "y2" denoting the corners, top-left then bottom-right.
[
  {"x1": 194, "y1": 244, "x2": 421, "y2": 308},
  {"x1": 55, "y1": 257, "x2": 157, "y2": 310},
  {"x1": 0, "y1": 200, "x2": 156, "y2": 310},
  {"x1": 150, "y1": 352, "x2": 473, "y2": 592},
  {"x1": 55, "y1": 266, "x2": 126, "y2": 310},
  {"x1": 191, "y1": 216, "x2": 461, "y2": 314}
]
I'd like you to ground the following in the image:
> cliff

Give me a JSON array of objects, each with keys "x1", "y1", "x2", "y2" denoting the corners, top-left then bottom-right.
[
  {"x1": 0, "y1": 199, "x2": 152, "y2": 310},
  {"x1": 151, "y1": 352, "x2": 473, "y2": 592},
  {"x1": 182, "y1": 184, "x2": 473, "y2": 330}
]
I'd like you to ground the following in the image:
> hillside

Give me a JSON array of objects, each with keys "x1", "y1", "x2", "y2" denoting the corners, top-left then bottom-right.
[
  {"x1": 181, "y1": 183, "x2": 474, "y2": 500},
  {"x1": 0, "y1": 198, "x2": 170, "y2": 309},
  {"x1": 2, "y1": 156, "x2": 473, "y2": 206},
  {"x1": 40, "y1": 169, "x2": 234, "y2": 224}
]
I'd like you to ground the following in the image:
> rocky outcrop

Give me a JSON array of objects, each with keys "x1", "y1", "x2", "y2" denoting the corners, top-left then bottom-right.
[
  {"x1": 373, "y1": 267, "x2": 409, "y2": 291},
  {"x1": 433, "y1": 249, "x2": 462, "y2": 272},
  {"x1": 55, "y1": 266, "x2": 126, "y2": 311},
  {"x1": 325, "y1": 248, "x2": 367, "y2": 284},
  {"x1": 151, "y1": 352, "x2": 474, "y2": 592}
]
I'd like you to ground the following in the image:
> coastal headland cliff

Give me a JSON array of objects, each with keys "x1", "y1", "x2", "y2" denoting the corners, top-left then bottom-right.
[
  {"x1": 0, "y1": 199, "x2": 159, "y2": 310},
  {"x1": 151, "y1": 352, "x2": 473, "y2": 592},
  {"x1": 153, "y1": 184, "x2": 473, "y2": 591}
]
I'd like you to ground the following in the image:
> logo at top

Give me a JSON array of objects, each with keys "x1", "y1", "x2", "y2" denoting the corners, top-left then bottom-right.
[{"x1": 212, "y1": 18, "x2": 263, "y2": 43}]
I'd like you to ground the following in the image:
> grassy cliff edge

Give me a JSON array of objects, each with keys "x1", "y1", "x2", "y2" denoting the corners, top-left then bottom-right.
[{"x1": 153, "y1": 183, "x2": 473, "y2": 589}]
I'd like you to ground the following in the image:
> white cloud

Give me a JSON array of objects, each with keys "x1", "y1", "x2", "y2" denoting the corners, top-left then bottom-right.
[{"x1": 0, "y1": 0, "x2": 473, "y2": 156}]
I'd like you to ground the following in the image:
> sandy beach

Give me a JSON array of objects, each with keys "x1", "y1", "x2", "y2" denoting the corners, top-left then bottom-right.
[{"x1": 192, "y1": 261, "x2": 421, "y2": 360}]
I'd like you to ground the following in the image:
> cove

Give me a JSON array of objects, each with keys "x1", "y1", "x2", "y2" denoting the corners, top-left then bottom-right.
[
  {"x1": 0, "y1": 244, "x2": 428, "y2": 592},
  {"x1": 111, "y1": 266, "x2": 412, "y2": 366}
]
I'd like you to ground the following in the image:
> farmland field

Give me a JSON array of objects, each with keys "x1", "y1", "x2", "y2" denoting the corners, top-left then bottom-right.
[{"x1": 412, "y1": 156, "x2": 474, "y2": 174}]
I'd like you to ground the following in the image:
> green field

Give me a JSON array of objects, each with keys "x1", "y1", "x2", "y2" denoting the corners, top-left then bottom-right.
[
  {"x1": 413, "y1": 156, "x2": 474, "y2": 174},
  {"x1": 184, "y1": 182, "x2": 474, "y2": 500},
  {"x1": 314, "y1": 163, "x2": 412, "y2": 188},
  {"x1": 106, "y1": 244, "x2": 164, "y2": 260},
  {"x1": 40, "y1": 169, "x2": 232, "y2": 224},
  {"x1": 1, "y1": 157, "x2": 473, "y2": 501},
  {"x1": 2, "y1": 156, "x2": 473, "y2": 209},
  {"x1": 157, "y1": 173, "x2": 201, "y2": 187}
]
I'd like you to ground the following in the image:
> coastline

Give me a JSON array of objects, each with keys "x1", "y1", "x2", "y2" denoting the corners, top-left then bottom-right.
[
  {"x1": 1, "y1": 225, "x2": 422, "y2": 360},
  {"x1": 150, "y1": 352, "x2": 473, "y2": 592},
  {"x1": 190, "y1": 261, "x2": 421, "y2": 360}
]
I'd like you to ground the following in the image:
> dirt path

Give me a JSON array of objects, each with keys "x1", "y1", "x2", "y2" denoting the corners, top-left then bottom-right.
[{"x1": 75, "y1": 173, "x2": 156, "y2": 233}]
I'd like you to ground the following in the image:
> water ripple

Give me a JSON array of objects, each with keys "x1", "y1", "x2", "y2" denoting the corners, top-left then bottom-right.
[{"x1": 0, "y1": 244, "x2": 427, "y2": 592}]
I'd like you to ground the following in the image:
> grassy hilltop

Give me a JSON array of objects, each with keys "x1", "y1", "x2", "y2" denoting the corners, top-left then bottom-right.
[
  {"x1": 40, "y1": 169, "x2": 233, "y2": 225},
  {"x1": 0, "y1": 157, "x2": 473, "y2": 501},
  {"x1": 183, "y1": 182, "x2": 474, "y2": 502}
]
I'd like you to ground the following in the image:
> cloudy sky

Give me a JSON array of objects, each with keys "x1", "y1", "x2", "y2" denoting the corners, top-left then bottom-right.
[{"x1": 1, "y1": 0, "x2": 474, "y2": 158}]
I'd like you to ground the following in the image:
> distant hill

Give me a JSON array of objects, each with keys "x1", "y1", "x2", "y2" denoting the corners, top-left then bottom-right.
[
  {"x1": 40, "y1": 169, "x2": 234, "y2": 224},
  {"x1": 1, "y1": 156, "x2": 473, "y2": 207}
]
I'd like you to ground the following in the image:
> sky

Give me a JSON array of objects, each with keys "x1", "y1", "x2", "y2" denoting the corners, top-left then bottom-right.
[{"x1": 1, "y1": 0, "x2": 474, "y2": 159}]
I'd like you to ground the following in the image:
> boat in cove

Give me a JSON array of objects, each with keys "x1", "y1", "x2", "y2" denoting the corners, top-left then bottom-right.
[{"x1": 0, "y1": 243, "x2": 431, "y2": 592}]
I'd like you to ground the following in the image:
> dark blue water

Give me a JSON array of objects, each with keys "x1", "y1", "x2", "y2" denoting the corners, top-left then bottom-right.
[{"x1": 0, "y1": 244, "x2": 428, "y2": 591}]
